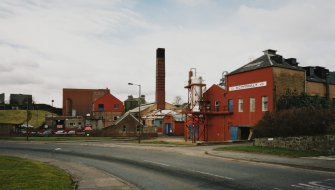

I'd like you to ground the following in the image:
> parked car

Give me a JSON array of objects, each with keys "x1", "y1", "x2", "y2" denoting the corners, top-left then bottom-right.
[{"x1": 54, "y1": 130, "x2": 66, "y2": 135}]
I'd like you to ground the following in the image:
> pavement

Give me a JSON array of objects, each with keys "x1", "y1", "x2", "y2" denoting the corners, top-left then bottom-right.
[{"x1": 206, "y1": 150, "x2": 335, "y2": 173}]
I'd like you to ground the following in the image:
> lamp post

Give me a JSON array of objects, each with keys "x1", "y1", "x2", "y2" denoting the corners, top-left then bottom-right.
[
  {"x1": 26, "y1": 98, "x2": 29, "y2": 141},
  {"x1": 128, "y1": 82, "x2": 141, "y2": 144},
  {"x1": 51, "y1": 100, "x2": 54, "y2": 129}
]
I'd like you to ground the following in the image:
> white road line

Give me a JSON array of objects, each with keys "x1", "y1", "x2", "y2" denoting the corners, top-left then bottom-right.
[
  {"x1": 187, "y1": 169, "x2": 234, "y2": 180},
  {"x1": 143, "y1": 160, "x2": 170, "y2": 167}
]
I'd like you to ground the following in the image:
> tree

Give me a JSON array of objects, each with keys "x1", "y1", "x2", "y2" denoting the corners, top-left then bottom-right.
[{"x1": 173, "y1": 96, "x2": 183, "y2": 106}]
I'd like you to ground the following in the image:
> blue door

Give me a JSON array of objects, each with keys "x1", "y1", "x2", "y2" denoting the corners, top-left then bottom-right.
[
  {"x1": 230, "y1": 127, "x2": 238, "y2": 140},
  {"x1": 165, "y1": 123, "x2": 172, "y2": 135}
]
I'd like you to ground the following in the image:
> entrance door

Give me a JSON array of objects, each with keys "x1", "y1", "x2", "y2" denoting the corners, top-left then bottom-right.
[{"x1": 230, "y1": 127, "x2": 238, "y2": 140}]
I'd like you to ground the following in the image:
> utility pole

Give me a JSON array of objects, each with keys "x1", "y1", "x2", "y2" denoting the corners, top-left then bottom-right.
[
  {"x1": 26, "y1": 98, "x2": 29, "y2": 141},
  {"x1": 128, "y1": 83, "x2": 142, "y2": 144}
]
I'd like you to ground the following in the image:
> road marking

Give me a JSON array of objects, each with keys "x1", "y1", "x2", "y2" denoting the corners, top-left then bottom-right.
[
  {"x1": 55, "y1": 148, "x2": 61, "y2": 151},
  {"x1": 291, "y1": 178, "x2": 335, "y2": 190},
  {"x1": 143, "y1": 160, "x2": 170, "y2": 167},
  {"x1": 187, "y1": 169, "x2": 234, "y2": 180}
]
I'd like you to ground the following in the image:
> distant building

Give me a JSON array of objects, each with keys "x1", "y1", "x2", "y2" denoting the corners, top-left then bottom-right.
[
  {"x1": 10, "y1": 94, "x2": 32, "y2": 106},
  {"x1": 124, "y1": 95, "x2": 146, "y2": 112},
  {"x1": 303, "y1": 66, "x2": 335, "y2": 109},
  {"x1": 63, "y1": 88, "x2": 110, "y2": 117},
  {"x1": 92, "y1": 92, "x2": 124, "y2": 128},
  {"x1": 0, "y1": 93, "x2": 4, "y2": 104}
]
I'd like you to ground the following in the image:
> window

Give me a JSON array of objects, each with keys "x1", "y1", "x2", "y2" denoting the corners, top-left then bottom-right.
[
  {"x1": 113, "y1": 116, "x2": 118, "y2": 121},
  {"x1": 123, "y1": 125, "x2": 126, "y2": 132},
  {"x1": 215, "y1": 101, "x2": 220, "y2": 112},
  {"x1": 228, "y1": 99, "x2": 233, "y2": 112},
  {"x1": 250, "y1": 97, "x2": 255, "y2": 112},
  {"x1": 238, "y1": 98, "x2": 243, "y2": 112},
  {"x1": 262, "y1": 96, "x2": 268, "y2": 112},
  {"x1": 98, "y1": 104, "x2": 104, "y2": 112},
  {"x1": 114, "y1": 104, "x2": 119, "y2": 110}
]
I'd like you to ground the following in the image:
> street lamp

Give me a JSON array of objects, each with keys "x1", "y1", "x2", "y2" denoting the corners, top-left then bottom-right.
[
  {"x1": 128, "y1": 82, "x2": 142, "y2": 144},
  {"x1": 51, "y1": 100, "x2": 54, "y2": 129}
]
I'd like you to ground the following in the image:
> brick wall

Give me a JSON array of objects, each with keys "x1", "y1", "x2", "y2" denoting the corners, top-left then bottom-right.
[{"x1": 273, "y1": 67, "x2": 305, "y2": 103}]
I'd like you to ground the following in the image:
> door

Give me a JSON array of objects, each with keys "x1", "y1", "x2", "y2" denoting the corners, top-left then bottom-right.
[{"x1": 230, "y1": 126, "x2": 238, "y2": 140}]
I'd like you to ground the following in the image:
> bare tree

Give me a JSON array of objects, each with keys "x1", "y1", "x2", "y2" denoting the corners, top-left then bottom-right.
[{"x1": 173, "y1": 96, "x2": 183, "y2": 106}]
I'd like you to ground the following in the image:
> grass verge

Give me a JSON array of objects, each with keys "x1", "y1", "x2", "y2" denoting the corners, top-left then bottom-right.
[
  {"x1": 214, "y1": 145, "x2": 329, "y2": 157},
  {"x1": 0, "y1": 136, "x2": 119, "y2": 141},
  {"x1": 0, "y1": 155, "x2": 73, "y2": 190}
]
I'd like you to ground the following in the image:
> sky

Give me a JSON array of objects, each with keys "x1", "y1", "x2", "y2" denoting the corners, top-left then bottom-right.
[{"x1": 1, "y1": 0, "x2": 335, "y2": 107}]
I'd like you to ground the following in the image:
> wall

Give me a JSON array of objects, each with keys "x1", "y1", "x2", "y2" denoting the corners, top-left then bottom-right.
[
  {"x1": 63, "y1": 89, "x2": 109, "y2": 117},
  {"x1": 306, "y1": 81, "x2": 326, "y2": 97},
  {"x1": 201, "y1": 85, "x2": 229, "y2": 141},
  {"x1": 273, "y1": 67, "x2": 305, "y2": 103},
  {"x1": 255, "y1": 135, "x2": 335, "y2": 154},
  {"x1": 226, "y1": 67, "x2": 274, "y2": 127},
  {"x1": 93, "y1": 93, "x2": 124, "y2": 113}
]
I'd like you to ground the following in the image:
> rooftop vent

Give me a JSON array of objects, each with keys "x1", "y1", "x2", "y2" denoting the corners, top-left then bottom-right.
[
  {"x1": 263, "y1": 49, "x2": 277, "y2": 56},
  {"x1": 285, "y1": 58, "x2": 298, "y2": 67}
]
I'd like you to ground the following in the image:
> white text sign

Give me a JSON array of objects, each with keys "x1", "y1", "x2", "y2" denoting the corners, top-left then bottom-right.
[{"x1": 229, "y1": 81, "x2": 267, "y2": 91}]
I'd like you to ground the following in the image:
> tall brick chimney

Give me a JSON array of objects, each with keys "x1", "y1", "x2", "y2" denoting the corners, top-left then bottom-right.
[{"x1": 156, "y1": 48, "x2": 165, "y2": 110}]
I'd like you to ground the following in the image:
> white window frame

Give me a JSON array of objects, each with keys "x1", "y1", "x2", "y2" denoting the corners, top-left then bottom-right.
[
  {"x1": 262, "y1": 96, "x2": 268, "y2": 112},
  {"x1": 238, "y1": 98, "x2": 243, "y2": 112},
  {"x1": 250, "y1": 97, "x2": 255, "y2": 112}
]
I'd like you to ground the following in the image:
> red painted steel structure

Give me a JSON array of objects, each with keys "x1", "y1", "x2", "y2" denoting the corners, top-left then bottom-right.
[{"x1": 156, "y1": 48, "x2": 165, "y2": 110}]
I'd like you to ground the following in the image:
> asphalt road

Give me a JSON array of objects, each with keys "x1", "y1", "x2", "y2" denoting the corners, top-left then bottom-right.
[{"x1": 1, "y1": 142, "x2": 335, "y2": 190}]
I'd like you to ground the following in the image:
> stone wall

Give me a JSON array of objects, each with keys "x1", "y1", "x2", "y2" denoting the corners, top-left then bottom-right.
[{"x1": 254, "y1": 135, "x2": 335, "y2": 154}]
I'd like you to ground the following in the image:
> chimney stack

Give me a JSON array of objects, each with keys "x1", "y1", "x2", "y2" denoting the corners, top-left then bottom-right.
[{"x1": 156, "y1": 48, "x2": 165, "y2": 110}]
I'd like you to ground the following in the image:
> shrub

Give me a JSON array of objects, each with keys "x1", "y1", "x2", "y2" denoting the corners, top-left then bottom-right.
[
  {"x1": 254, "y1": 107, "x2": 335, "y2": 138},
  {"x1": 276, "y1": 90, "x2": 329, "y2": 110}
]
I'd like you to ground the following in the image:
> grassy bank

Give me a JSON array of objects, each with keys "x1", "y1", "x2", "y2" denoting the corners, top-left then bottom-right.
[
  {"x1": 214, "y1": 145, "x2": 328, "y2": 157},
  {"x1": 0, "y1": 155, "x2": 73, "y2": 190},
  {"x1": 0, "y1": 136, "x2": 119, "y2": 141},
  {"x1": 0, "y1": 110, "x2": 52, "y2": 128}
]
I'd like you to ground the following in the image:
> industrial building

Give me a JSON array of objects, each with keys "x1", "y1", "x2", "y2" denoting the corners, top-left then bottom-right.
[
  {"x1": 9, "y1": 94, "x2": 33, "y2": 108},
  {"x1": 62, "y1": 88, "x2": 124, "y2": 129},
  {"x1": 63, "y1": 88, "x2": 110, "y2": 117},
  {"x1": 92, "y1": 92, "x2": 124, "y2": 128},
  {"x1": 185, "y1": 49, "x2": 335, "y2": 142}
]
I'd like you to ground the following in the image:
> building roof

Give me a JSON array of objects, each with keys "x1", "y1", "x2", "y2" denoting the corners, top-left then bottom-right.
[
  {"x1": 114, "y1": 111, "x2": 139, "y2": 126},
  {"x1": 128, "y1": 103, "x2": 155, "y2": 113},
  {"x1": 229, "y1": 49, "x2": 303, "y2": 75}
]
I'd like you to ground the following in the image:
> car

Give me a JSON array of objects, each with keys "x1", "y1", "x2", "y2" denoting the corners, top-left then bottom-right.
[{"x1": 54, "y1": 130, "x2": 66, "y2": 135}]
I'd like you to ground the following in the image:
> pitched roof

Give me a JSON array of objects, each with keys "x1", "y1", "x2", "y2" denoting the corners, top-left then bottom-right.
[
  {"x1": 114, "y1": 111, "x2": 139, "y2": 126},
  {"x1": 229, "y1": 49, "x2": 303, "y2": 75}
]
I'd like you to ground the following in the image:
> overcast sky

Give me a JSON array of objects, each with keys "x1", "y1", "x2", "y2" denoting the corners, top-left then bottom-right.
[{"x1": 1, "y1": 0, "x2": 335, "y2": 107}]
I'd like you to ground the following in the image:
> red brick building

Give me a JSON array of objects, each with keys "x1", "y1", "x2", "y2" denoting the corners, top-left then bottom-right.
[
  {"x1": 63, "y1": 88, "x2": 110, "y2": 117},
  {"x1": 185, "y1": 49, "x2": 307, "y2": 142},
  {"x1": 92, "y1": 92, "x2": 124, "y2": 127},
  {"x1": 162, "y1": 112, "x2": 185, "y2": 136}
]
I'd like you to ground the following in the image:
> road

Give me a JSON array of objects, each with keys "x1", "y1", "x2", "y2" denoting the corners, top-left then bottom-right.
[{"x1": 1, "y1": 141, "x2": 335, "y2": 190}]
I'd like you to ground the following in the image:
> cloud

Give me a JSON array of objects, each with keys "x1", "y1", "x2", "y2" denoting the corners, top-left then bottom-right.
[{"x1": 0, "y1": 0, "x2": 334, "y2": 107}]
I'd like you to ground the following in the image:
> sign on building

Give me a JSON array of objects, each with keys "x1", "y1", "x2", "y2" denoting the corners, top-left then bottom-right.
[{"x1": 229, "y1": 81, "x2": 267, "y2": 91}]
